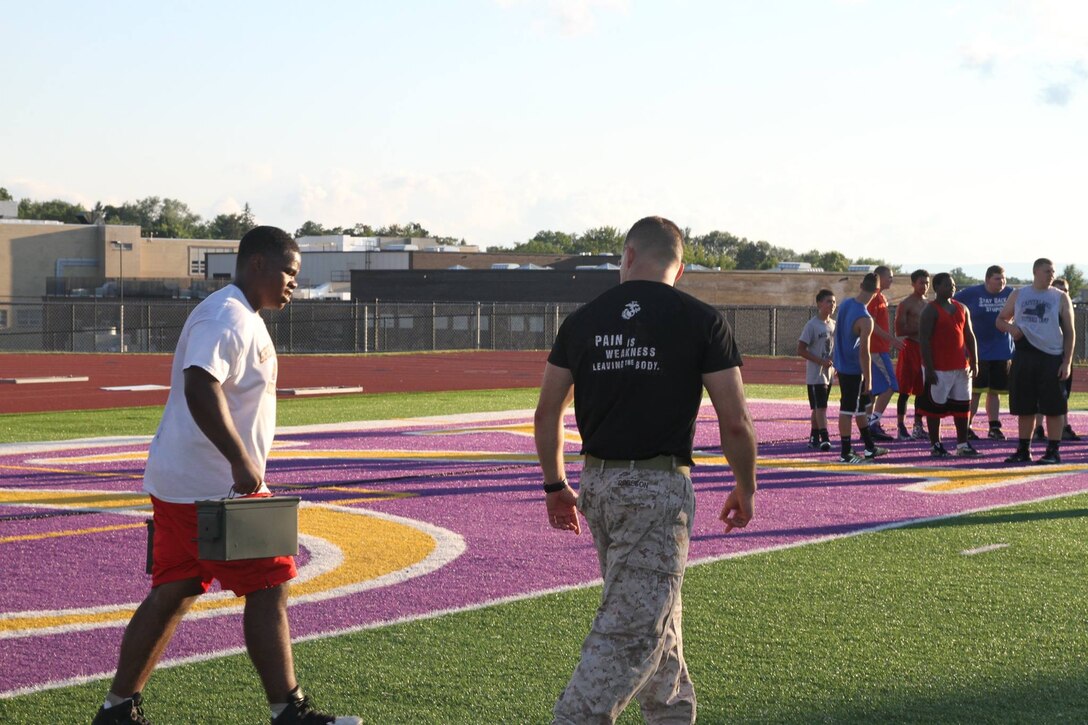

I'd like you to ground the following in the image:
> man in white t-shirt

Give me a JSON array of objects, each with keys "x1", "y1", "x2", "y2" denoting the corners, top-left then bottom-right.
[{"x1": 94, "y1": 227, "x2": 360, "y2": 725}]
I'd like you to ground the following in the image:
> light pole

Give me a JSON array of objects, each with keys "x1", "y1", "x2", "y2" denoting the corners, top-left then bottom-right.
[{"x1": 111, "y1": 241, "x2": 133, "y2": 352}]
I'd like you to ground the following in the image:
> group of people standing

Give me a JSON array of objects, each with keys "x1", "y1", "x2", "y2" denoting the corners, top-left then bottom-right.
[{"x1": 799, "y1": 260, "x2": 1079, "y2": 465}]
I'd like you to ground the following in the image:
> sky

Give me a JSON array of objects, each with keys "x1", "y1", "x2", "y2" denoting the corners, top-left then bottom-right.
[{"x1": 4, "y1": 0, "x2": 1087, "y2": 278}]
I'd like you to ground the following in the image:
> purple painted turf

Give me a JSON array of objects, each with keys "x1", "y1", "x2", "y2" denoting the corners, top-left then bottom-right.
[{"x1": 1, "y1": 404, "x2": 1086, "y2": 694}]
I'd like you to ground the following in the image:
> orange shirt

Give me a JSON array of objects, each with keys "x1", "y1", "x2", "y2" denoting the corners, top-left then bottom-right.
[
  {"x1": 929, "y1": 300, "x2": 968, "y2": 371},
  {"x1": 867, "y1": 292, "x2": 891, "y2": 353}
]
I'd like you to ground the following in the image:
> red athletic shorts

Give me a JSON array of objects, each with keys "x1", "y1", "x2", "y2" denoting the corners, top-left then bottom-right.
[
  {"x1": 150, "y1": 496, "x2": 297, "y2": 597},
  {"x1": 896, "y1": 339, "x2": 925, "y2": 396}
]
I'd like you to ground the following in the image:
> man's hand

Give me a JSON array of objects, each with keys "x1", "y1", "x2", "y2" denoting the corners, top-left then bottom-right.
[
  {"x1": 231, "y1": 458, "x2": 264, "y2": 495},
  {"x1": 719, "y1": 487, "x2": 754, "y2": 534},
  {"x1": 891, "y1": 336, "x2": 906, "y2": 351},
  {"x1": 546, "y1": 486, "x2": 580, "y2": 534}
]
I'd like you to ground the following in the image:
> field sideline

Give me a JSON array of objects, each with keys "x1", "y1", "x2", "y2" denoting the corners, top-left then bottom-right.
[{"x1": 1, "y1": 383, "x2": 1087, "y2": 723}]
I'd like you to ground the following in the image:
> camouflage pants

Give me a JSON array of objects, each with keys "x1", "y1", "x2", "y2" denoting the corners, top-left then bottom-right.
[{"x1": 553, "y1": 465, "x2": 697, "y2": 725}]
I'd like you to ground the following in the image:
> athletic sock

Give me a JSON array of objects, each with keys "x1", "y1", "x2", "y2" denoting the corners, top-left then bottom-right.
[
  {"x1": 990, "y1": 420, "x2": 1002, "y2": 430},
  {"x1": 840, "y1": 438, "x2": 851, "y2": 457},
  {"x1": 1018, "y1": 438, "x2": 1030, "y2": 454},
  {"x1": 860, "y1": 427, "x2": 875, "y2": 450},
  {"x1": 819, "y1": 428, "x2": 829, "y2": 442},
  {"x1": 1046, "y1": 441, "x2": 1061, "y2": 455}
]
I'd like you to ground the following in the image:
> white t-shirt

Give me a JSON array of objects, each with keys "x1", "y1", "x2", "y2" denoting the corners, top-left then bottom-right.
[{"x1": 143, "y1": 284, "x2": 278, "y2": 503}]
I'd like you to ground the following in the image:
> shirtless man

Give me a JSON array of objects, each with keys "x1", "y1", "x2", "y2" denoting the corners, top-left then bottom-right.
[{"x1": 893, "y1": 270, "x2": 930, "y2": 439}]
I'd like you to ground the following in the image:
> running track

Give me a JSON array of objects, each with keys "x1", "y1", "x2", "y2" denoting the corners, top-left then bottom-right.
[{"x1": 1, "y1": 402, "x2": 1086, "y2": 697}]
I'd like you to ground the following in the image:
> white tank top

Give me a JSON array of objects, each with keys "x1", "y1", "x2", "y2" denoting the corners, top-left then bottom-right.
[{"x1": 1014, "y1": 286, "x2": 1065, "y2": 356}]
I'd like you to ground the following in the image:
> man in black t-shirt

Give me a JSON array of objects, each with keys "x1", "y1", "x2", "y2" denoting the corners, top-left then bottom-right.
[{"x1": 535, "y1": 216, "x2": 758, "y2": 724}]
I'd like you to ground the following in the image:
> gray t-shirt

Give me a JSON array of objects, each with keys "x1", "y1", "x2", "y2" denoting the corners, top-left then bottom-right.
[
  {"x1": 1014, "y1": 286, "x2": 1065, "y2": 356},
  {"x1": 799, "y1": 316, "x2": 835, "y2": 385}
]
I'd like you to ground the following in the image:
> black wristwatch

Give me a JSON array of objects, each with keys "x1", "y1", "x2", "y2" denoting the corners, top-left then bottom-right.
[{"x1": 542, "y1": 479, "x2": 567, "y2": 493}]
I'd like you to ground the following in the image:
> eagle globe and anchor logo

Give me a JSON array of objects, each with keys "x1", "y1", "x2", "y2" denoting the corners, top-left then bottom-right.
[{"x1": 621, "y1": 301, "x2": 641, "y2": 320}]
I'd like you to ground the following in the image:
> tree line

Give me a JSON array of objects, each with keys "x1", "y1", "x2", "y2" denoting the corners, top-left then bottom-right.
[
  {"x1": 487, "y1": 226, "x2": 891, "y2": 273},
  {"x1": 3, "y1": 186, "x2": 1081, "y2": 297}
]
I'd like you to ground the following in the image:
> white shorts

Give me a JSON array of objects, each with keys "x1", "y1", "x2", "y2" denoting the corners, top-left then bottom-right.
[{"x1": 923, "y1": 368, "x2": 971, "y2": 406}]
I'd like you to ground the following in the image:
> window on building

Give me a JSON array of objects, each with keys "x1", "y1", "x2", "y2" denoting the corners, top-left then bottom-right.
[{"x1": 0, "y1": 309, "x2": 8, "y2": 328}]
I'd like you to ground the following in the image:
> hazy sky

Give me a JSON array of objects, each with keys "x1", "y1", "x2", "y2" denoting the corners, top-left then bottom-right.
[{"x1": 4, "y1": 1, "x2": 1086, "y2": 274}]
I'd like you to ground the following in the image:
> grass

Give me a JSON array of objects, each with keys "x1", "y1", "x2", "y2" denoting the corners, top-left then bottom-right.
[
  {"x1": 4, "y1": 495, "x2": 1086, "y2": 723},
  {"x1": 2, "y1": 383, "x2": 1088, "y2": 722}
]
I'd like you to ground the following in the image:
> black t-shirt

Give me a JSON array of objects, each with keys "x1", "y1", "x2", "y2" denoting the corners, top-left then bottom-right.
[{"x1": 547, "y1": 280, "x2": 742, "y2": 463}]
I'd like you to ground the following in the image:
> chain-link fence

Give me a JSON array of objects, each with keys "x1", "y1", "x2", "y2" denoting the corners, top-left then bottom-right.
[{"x1": 1, "y1": 298, "x2": 1086, "y2": 361}]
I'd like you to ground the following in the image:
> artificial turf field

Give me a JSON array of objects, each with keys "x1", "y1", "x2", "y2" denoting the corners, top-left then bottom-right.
[{"x1": 1, "y1": 386, "x2": 1087, "y2": 724}]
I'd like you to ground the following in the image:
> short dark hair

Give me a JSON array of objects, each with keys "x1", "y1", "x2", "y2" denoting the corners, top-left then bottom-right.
[
  {"x1": 816, "y1": 288, "x2": 834, "y2": 303},
  {"x1": 1033, "y1": 257, "x2": 1053, "y2": 272},
  {"x1": 932, "y1": 272, "x2": 952, "y2": 289},
  {"x1": 236, "y1": 226, "x2": 299, "y2": 269},
  {"x1": 624, "y1": 216, "x2": 684, "y2": 266},
  {"x1": 874, "y1": 265, "x2": 891, "y2": 277},
  {"x1": 860, "y1": 273, "x2": 878, "y2": 293},
  {"x1": 1054, "y1": 277, "x2": 1069, "y2": 291},
  {"x1": 985, "y1": 265, "x2": 1005, "y2": 280},
  {"x1": 910, "y1": 269, "x2": 929, "y2": 283}
]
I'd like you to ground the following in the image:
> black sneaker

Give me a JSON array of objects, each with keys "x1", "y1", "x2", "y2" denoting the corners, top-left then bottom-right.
[
  {"x1": 1062, "y1": 425, "x2": 1080, "y2": 442},
  {"x1": 955, "y1": 443, "x2": 981, "y2": 457},
  {"x1": 931, "y1": 442, "x2": 949, "y2": 458},
  {"x1": 864, "y1": 445, "x2": 889, "y2": 459},
  {"x1": 987, "y1": 426, "x2": 1006, "y2": 440},
  {"x1": 807, "y1": 436, "x2": 820, "y2": 450},
  {"x1": 1004, "y1": 450, "x2": 1032, "y2": 464},
  {"x1": 92, "y1": 694, "x2": 151, "y2": 725},
  {"x1": 819, "y1": 439, "x2": 832, "y2": 452},
  {"x1": 869, "y1": 421, "x2": 894, "y2": 441},
  {"x1": 1033, "y1": 425, "x2": 1046, "y2": 442},
  {"x1": 272, "y1": 689, "x2": 361, "y2": 725},
  {"x1": 1038, "y1": 450, "x2": 1062, "y2": 465},
  {"x1": 836, "y1": 452, "x2": 868, "y2": 464},
  {"x1": 966, "y1": 429, "x2": 980, "y2": 441}
]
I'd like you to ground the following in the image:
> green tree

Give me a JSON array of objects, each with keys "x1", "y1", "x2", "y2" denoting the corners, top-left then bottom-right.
[
  {"x1": 375, "y1": 222, "x2": 430, "y2": 238},
  {"x1": 0, "y1": 187, "x2": 12, "y2": 201},
  {"x1": 203, "y1": 203, "x2": 256, "y2": 240},
  {"x1": 1060, "y1": 264, "x2": 1084, "y2": 299},
  {"x1": 573, "y1": 226, "x2": 624, "y2": 254},
  {"x1": 949, "y1": 267, "x2": 978, "y2": 287},
  {"x1": 295, "y1": 221, "x2": 327, "y2": 237},
  {"x1": 510, "y1": 230, "x2": 576, "y2": 254},
  {"x1": 18, "y1": 198, "x2": 85, "y2": 223}
]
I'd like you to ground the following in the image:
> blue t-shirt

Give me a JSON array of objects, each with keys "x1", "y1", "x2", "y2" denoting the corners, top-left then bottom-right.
[
  {"x1": 953, "y1": 284, "x2": 1013, "y2": 361},
  {"x1": 833, "y1": 297, "x2": 871, "y2": 375}
]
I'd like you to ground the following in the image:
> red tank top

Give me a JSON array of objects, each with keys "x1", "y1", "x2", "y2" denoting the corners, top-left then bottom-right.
[
  {"x1": 930, "y1": 300, "x2": 968, "y2": 371},
  {"x1": 867, "y1": 293, "x2": 890, "y2": 353}
]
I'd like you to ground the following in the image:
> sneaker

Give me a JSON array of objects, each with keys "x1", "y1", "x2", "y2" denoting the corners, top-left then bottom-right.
[
  {"x1": 1062, "y1": 425, "x2": 1080, "y2": 442},
  {"x1": 271, "y1": 689, "x2": 362, "y2": 725},
  {"x1": 897, "y1": 426, "x2": 913, "y2": 440},
  {"x1": 912, "y1": 423, "x2": 928, "y2": 440},
  {"x1": 836, "y1": 453, "x2": 869, "y2": 464},
  {"x1": 819, "y1": 439, "x2": 832, "y2": 452},
  {"x1": 931, "y1": 442, "x2": 950, "y2": 458},
  {"x1": 863, "y1": 445, "x2": 889, "y2": 459},
  {"x1": 955, "y1": 443, "x2": 980, "y2": 457},
  {"x1": 869, "y1": 421, "x2": 894, "y2": 441},
  {"x1": 1004, "y1": 450, "x2": 1032, "y2": 464},
  {"x1": 1038, "y1": 450, "x2": 1062, "y2": 465},
  {"x1": 1033, "y1": 425, "x2": 1046, "y2": 442},
  {"x1": 987, "y1": 426, "x2": 1006, "y2": 440},
  {"x1": 807, "y1": 436, "x2": 820, "y2": 450},
  {"x1": 93, "y1": 694, "x2": 151, "y2": 725},
  {"x1": 966, "y1": 429, "x2": 980, "y2": 441}
]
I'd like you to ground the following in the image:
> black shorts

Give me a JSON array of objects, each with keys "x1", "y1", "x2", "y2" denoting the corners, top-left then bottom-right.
[
  {"x1": 975, "y1": 359, "x2": 1010, "y2": 393},
  {"x1": 807, "y1": 383, "x2": 831, "y2": 410},
  {"x1": 838, "y1": 374, "x2": 871, "y2": 416},
  {"x1": 1009, "y1": 348, "x2": 1067, "y2": 417}
]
